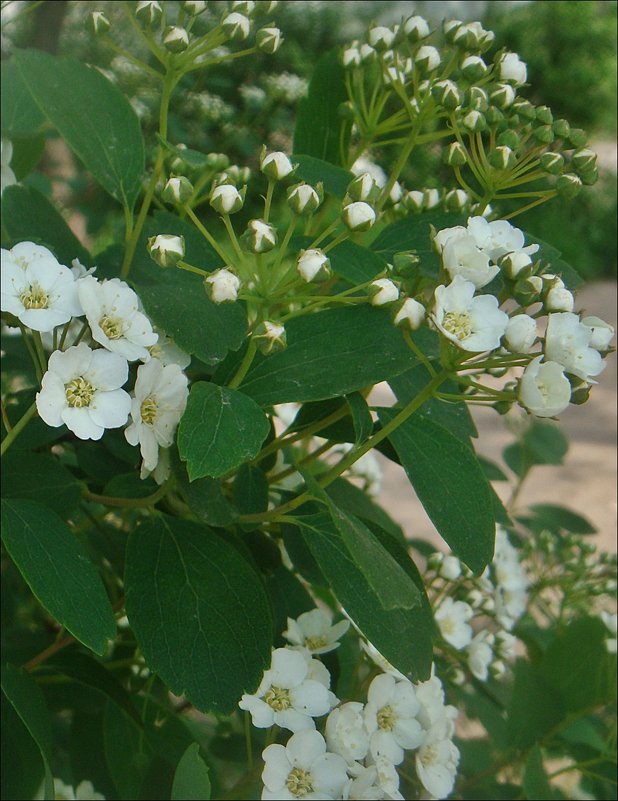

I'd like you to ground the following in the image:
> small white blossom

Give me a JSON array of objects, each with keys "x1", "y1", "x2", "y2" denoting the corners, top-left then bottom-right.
[
  {"x1": 499, "y1": 52, "x2": 527, "y2": 86},
  {"x1": 148, "y1": 331, "x2": 191, "y2": 368},
  {"x1": 432, "y1": 226, "x2": 468, "y2": 255},
  {"x1": 415, "y1": 670, "x2": 458, "y2": 735},
  {"x1": 442, "y1": 234, "x2": 499, "y2": 289},
  {"x1": 205, "y1": 268, "x2": 241, "y2": 303},
  {"x1": 297, "y1": 249, "x2": 331, "y2": 283},
  {"x1": 283, "y1": 608, "x2": 350, "y2": 654},
  {"x1": 416, "y1": 45, "x2": 441, "y2": 71},
  {"x1": 124, "y1": 358, "x2": 188, "y2": 475},
  {"x1": 343, "y1": 764, "x2": 398, "y2": 800},
  {"x1": 492, "y1": 527, "x2": 529, "y2": 629},
  {"x1": 504, "y1": 314, "x2": 537, "y2": 353},
  {"x1": 1, "y1": 138, "x2": 17, "y2": 194},
  {"x1": 545, "y1": 283, "x2": 575, "y2": 312},
  {"x1": 239, "y1": 647, "x2": 334, "y2": 732},
  {"x1": 369, "y1": 279, "x2": 399, "y2": 307},
  {"x1": 326, "y1": 702, "x2": 370, "y2": 764},
  {"x1": 393, "y1": 298, "x2": 425, "y2": 331},
  {"x1": 222, "y1": 12, "x2": 251, "y2": 41},
  {"x1": 415, "y1": 724, "x2": 460, "y2": 800},
  {"x1": 581, "y1": 316, "x2": 615, "y2": 351},
  {"x1": 261, "y1": 729, "x2": 348, "y2": 800},
  {"x1": 363, "y1": 674, "x2": 424, "y2": 765},
  {"x1": 466, "y1": 631, "x2": 495, "y2": 681},
  {"x1": 466, "y1": 216, "x2": 538, "y2": 262},
  {"x1": 519, "y1": 356, "x2": 571, "y2": 418},
  {"x1": 351, "y1": 157, "x2": 387, "y2": 187},
  {"x1": 545, "y1": 312, "x2": 606, "y2": 382},
  {"x1": 402, "y1": 15, "x2": 429, "y2": 39},
  {"x1": 47, "y1": 778, "x2": 106, "y2": 800},
  {"x1": 432, "y1": 275, "x2": 509, "y2": 352},
  {"x1": 342, "y1": 201, "x2": 376, "y2": 232},
  {"x1": 36, "y1": 344, "x2": 130, "y2": 440},
  {"x1": 78, "y1": 276, "x2": 157, "y2": 361},
  {"x1": 210, "y1": 183, "x2": 245, "y2": 214},
  {"x1": 260, "y1": 150, "x2": 294, "y2": 180},
  {"x1": 439, "y1": 555, "x2": 462, "y2": 581},
  {"x1": 343, "y1": 46, "x2": 362, "y2": 68},
  {"x1": 435, "y1": 598, "x2": 474, "y2": 650},
  {"x1": 3, "y1": 241, "x2": 57, "y2": 269}
]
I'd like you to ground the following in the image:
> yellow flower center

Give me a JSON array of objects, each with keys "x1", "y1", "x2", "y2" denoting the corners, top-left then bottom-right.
[
  {"x1": 140, "y1": 396, "x2": 158, "y2": 425},
  {"x1": 65, "y1": 377, "x2": 95, "y2": 408},
  {"x1": 20, "y1": 282, "x2": 49, "y2": 310},
  {"x1": 286, "y1": 767, "x2": 314, "y2": 797},
  {"x1": 377, "y1": 704, "x2": 396, "y2": 731},
  {"x1": 442, "y1": 311, "x2": 472, "y2": 340},
  {"x1": 264, "y1": 685, "x2": 291, "y2": 711},
  {"x1": 100, "y1": 314, "x2": 124, "y2": 340},
  {"x1": 420, "y1": 743, "x2": 437, "y2": 767},
  {"x1": 305, "y1": 635, "x2": 327, "y2": 650}
]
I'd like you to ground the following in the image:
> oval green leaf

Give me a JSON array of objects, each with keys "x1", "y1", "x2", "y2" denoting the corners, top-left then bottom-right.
[{"x1": 172, "y1": 744, "x2": 211, "y2": 801}]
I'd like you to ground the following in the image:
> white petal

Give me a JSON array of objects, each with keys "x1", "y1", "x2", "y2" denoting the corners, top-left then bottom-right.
[
  {"x1": 367, "y1": 673, "x2": 395, "y2": 708},
  {"x1": 85, "y1": 349, "x2": 129, "y2": 390},
  {"x1": 290, "y1": 679, "x2": 331, "y2": 716},
  {"x1": 370, "y1": 729, "x2": 404, "y2": 765},
  {"x1": 270, "y1": 647, "x2": 308, "y2": 688},
  {"x1": 61, "y1": 407, "x2": 104, "y2": 440},
  {"x1": 262, "y1": 743, "x2": 290, "y2": 790},
  {"x1": 393, "y1": 716, "x2": 424, "y2": 749},
  {"x1": 311, "y1": 752, "x2": 349, "y2": 796},
  {"x1": 286, "y1": 729, "x2": 326, "y2": 769},
  {"x1": 274, "y1": 707, "x2": 316, "y2": 733},
  {"x1": 238, "y1": 695, "x2": 275, "y2": 728},
  {"x1": 36, "y1": 373, "x2": 67, "y2": 427},
  {"x1": 48, "y1": 344, "x2": 93, "y2": 383},
  {"x1": 89, "y1": 389, "x2": 131, "y2": 429}
]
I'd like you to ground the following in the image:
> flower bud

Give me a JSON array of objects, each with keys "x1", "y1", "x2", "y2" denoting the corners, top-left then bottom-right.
[
  {"x1": 485, "y1": 106, "x2": 505, "y2": 125},
  {"x1": 148, "y1": 234, "x2": 185, "y2": 268},
  {"x1": 443, "y1": 19, "x2": 463, "y2": 42},
  {"x1": 461, "y1": 55, "x2": 487, "y2": 81},
  {"x1": 182, "y1": 1, "x2": 206, "y2": 13},
  {"x1": 296, "y1": 248, "x2": 331, "y2": 282},
  {"x1": 204, "y1": 152, "x2": 230, "y2": 171},
  {"x1": 444, "y1": 188, "x2": 468, "y2": 212},
  {"x1": 204, "y1": 268, "x2": 241, "y2": 303},
  {"x1": 490, "y1": 660, "x2": 506, "y2": 679},
  {"x1": 512, "y1": 99, "x2": 536, "y2": 121},
  {"x1": 403, "y1": 190, "x2": 425, "y2": 212},
  {"x1": 368, "y1": 278, "x2": 399, "y2": 308},
  {"x1": 347, "y1": 172, "x2": 379, "y2": 203},
  {"x1": 552, "y1": 118, "x2": 571, "y2": 139},
  {"x1": 499, "y1": 52, "x2": 527, "y2": 86},
  {"x1": 461, "y1": 110, "x2": 486, "y2": 133},
  {"x1": 443, "y1": 141, "x2": 467, "y2": 167},
  {"x1": 416, "y1": 45, "x2": 441, "y2": 73},
  {"x1": 532, "y1": 124, "x2": 554, "y2": 145},
  {"x1": 260, "y1": 149, "x2": 295, "y2": 181},
  {"x1": 500, "y1": 251, "x2": 533, "y2": 280},
  {"x1": 582, "y1": 316, "x2": 615, "y2": 351},
  {"x1": 367, "y1": 25, "x2": 395, "y2": 51},
  {"x1": 163, "y1": 26, "x2": 189, "y2": 53},
  {"x1": 342, "y1": 201, "x2": 376, "y2": 232},
  {"x1": 135, "y1": 1, "x2": 163, "y2": 27},
  {"x1": 210, "y1": 183, "x2": 246, "y2": 214},
  {"x1": 287, "y1": 183, "x2": 321, "y2": 215},
  {"x1": 392, "y1": 251, "x2": 421, "y2": 278},
  {"x1": 497, "y1": 130, "x2": 520, "y2": 150},
  {"x1": 545, "y1": 283, "x2": 574, "y2": 312},
  {"x1": 225, "y1": 164, "x2": 251, "y2": 185},
  {"x1": 402, "y1": 15, "x2": 430, "y2": 41},
  {"x1": 232, "y1": 0, "x2": 255, "y2": 13},
  {"x1": 504, "y1": 314, "x2": 537, "y2": 353},
  {"x1": 569, "y1": 382, "x2": 592, "y2": 405},
  {"x1": 162, "y1": 176, "x2": 193, "y2": 205},
  {"x1": 556, "y1": 173, "x2": 582, "y2": 198},
  {"x1": 342, "y1": 46, "x2": 361, "y2": 69},
  {"x1": 452, "y1": 23, "x2": 479, "y2": 50},
  {"x1": 392, "y1": 297, "x2": 425, "y2": 330},
  {"x1": 567, "y1": 128, "x2": 587, "y2": 149},
  {"x1": 514, "y1": 275, "x2": 543, "y2": 305},
  {"x1": 535, "y1": 105, "x2": 553, "y2": 125},
  {"x1": 253, "y1": 321, "x2": 287, "y2": 354},
  {"x1": 358, "y1": 43, "x2": 376, "y2": 63},
  {"x1": 572, "y1": 148, "x2": 597, "y2": 173},
  {"x1": 579, "y1": 167, "x2": 598, "y2": 186},
  {"x1": 386, "y1": 181, "x2": 404, "y2": 205},
  {"x1": 489, "y1": 83, "x2": 516, "y2": 109},
  {"x1": 489, "y1": 145, "x2": 517, "y2": 171},
  {"x1": 424, "y1": 187, "x2": 440, "y2": 209},
  {"x1": 256, "y1": 26, "x2": 283, "y2": 54},
  {"x1": 431, "y1": 80, "x2": 462, "y2": 110},
  {"x1": 243, "y1": 219, "x2": 277, "y2": 253},
  {"x1": 465, "y1": 86, "x2": 489, "y2": 112},
  {"x1": 539, "y1": 152, "x2": 564, "y2": 175},
  {"x1": 86, "y1": 10, "x2": 111, "y2": 36},
  {"x1": 222, "y1": 12, "x2": 251, "y2": 41}
]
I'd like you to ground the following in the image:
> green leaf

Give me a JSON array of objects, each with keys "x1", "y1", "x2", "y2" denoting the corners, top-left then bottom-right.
[
  {"x1": 130, "y1": 211, "x2": 246, "y2": 365},
  {"x1": 1, "y1": 499, "x2": 116, "y2": 655},
  {"x1": 1, "y1": 664, "x2": 54, "y2": 800},
  {"x1": 172, "y1": 744, "x2": 211, "y2": 801},
  {"x1": 1, "y1": 60, "x2": 46, "y2": 136},
  {"x1": 9, "y1": 135, "x2": 45, "y2": 181},
  {"x1": 293, "y1": 513, "x2": 434, "y2": 680},
  {"x1": 292, "y1": 155, "x2": 354, "y2": 198},
  {"x1": 14, "y1": 49, "x2": 145, "y2": 208},
  {"x1": 1, "y1": 694, "x2": 45, "y2": 801},
  {"x1": 103, "y1": 473, "x2": 157, "y2": 500},
  {"x1": 171, "y1": 451, "x2": 237, "y2": 528},
  {"x1": 530, "y1": 234, "x2": 583, "y2": 290},
  {"x1": 293, "y1": 49, "x2": 351, "y2": 165},
  {"x1": 233, "y1": 464, "x2": 269, "y2": 529},
  {"x1": 103, "y1": 700, "x2": 150, "y2": 800},
  {"x1": 125, "y1": 515, "x2": 273, "y2": 713},
  {"x1": 506, "y1": 660, "x2": 566, "y2": 750},
  {"x1": 326, "y1": 478, "x2": 406, "y2": 543},
  {"x1": 503, "y1": 420, "x2": 569, "y2": 477},
  {"x1": 2, "y1": 184, "x2": 90, "y2": 266},
  {"x1": 527, "y1": 504, "x2": 597, "y2": 535},
  {"x1": 2, "y1": 451, "x2": 82, "y2": 518},
  {"x1": 239, "y1": 305, "x2": 419, "y2": 406},
  {"x1": 523, "y1": 746, "x2": 553, "y2": 801},
  {"x1": 345, "y1": 393, "x2": 373, "y2": 445},
  {"x1": 477, "y1": 455, "x2": 509, "y2": 482},
  {"x1": 177, "y1": 383, "x2": 270, "y2": 481},
  {"x1": 378, "y1": 411, "x2": 495, "y2": 573}
]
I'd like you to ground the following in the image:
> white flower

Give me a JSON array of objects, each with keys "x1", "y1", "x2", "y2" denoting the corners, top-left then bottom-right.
[
  {"x1": 545, "y1": 283, "x2": 575, "y2": 312},
  {"x1": 415, "y1": 724, "x2": 460, "y2": 799},
  {"x1": 343, "y1": 45, "x2": 362, "y2": 68},
  {"x1": 343, "y1": 764, "x2": 397, "y2": 800},
  {"x1": 466, "y1": 631, "x2": 495, "y2": 681},
  {"x1": 205, "y1": 268, "x2": 241, "y2": 303},
  {"x1": 260, "y1": 150, "x2": 294, "y2": 180},
  {"x1": 239, "y1": 647, "x2": 334, "y2": 732},
  {"x1": 545, "y1": 312, "x2": 606, "y2": 382},
  {"x1": 432, "y1": 276, "x2": 508, "y2": 352},
  {"x1": 363, "y1": 674, "x2": 424, "y2": 765},
  {"x1": 148, "y1": 331, "x2": 191, "y2": 368},
  {"x1": 283, "y1": 608, "x2": 350, "y2": 654},
  {"x1": 46, "y1": 778, "x2": 106, "y2": 800},
  {"x1": 491, "y1": 527, "x2": 529, "y2": 629},
  {"x1": 439, "y1": 555, "x2": 462, "y2": 581},
  {"x1": 1, "y1": 138, "x2": 17, "y2": 194},
  {"x1": 297, "y1": 249, "x2": 331, "y2": 283},
  {"x1": 442, "y1": 234, "x2": 499, "y2": 289},
  {"x1": 519, "y1": 356, "x2": 571, "y2": 418},
  {"x1": 499, "y1": 52, "x2": 527, "y2": 86},
  {"x1": 435, "y1": 598, "x2": 474, "y2": 650},
  {"x1": 36, "y1": 344, "x2": 130, "y2": 440},
  {"x1": 581, "y1": 316, "x2": 615, "y2": 351},
  {"x1": 342, "y1": 201, "x2": 376, "y2": 232},
  {"x1": 495, "y1": 630, "x2": 518, "y2": 661},
  {"x1": 326, "y1": 701, "x2": 370, "y2": 764},
  {"x1": 600, "y1": 611, "x2": 617, "y2": 654},
  {"x1": 369, "y1": 279, "x2": 399, "y2": 307},
  {"x1": 466, "y1": 216, "x2": 538, "y2": 262},
  {"x1": 432, "y1": 226, "x2": 468, "y2": 255},
  {"x1": 393, "y1": 298, "x2": 425, "y2": 331},
  {"x1": 504, "y1": 314, "x2": 537, "y2": 353},
  {"x1": 124, "y1": 358, "x2": 188, "y2": 474},
  {"x1": 78, "y1": 276, "x2": 158, "y2": 361},
  {"x1": 1, "y1": 248, "x2": 82, "y2": 332},
  {"x1": 261, "y1": 729, "x2": 348, "y2": 800},
  {"x1": 415, "y1": 670, "x2": 458, "y2": 735}
]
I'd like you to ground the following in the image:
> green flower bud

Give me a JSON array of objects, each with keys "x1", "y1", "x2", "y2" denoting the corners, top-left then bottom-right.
[
  {"x1": 556, "y1": 173, "x2": 582, "y2": 198},
  {"x1": 532, "y1": 124, "x2": 554, "y2": 144},
  {"x1": 225, "y1": 164, "x2": 251, "y2": 185},
  {"x1": 367, "y1": 25, "x2": 396, "y2": 52},
  {"x1": 209, "y1": 183, "x2": 246, "y2": 214},
  {"x1": 569, "y1": 382, "x2": 591, "y2": 405},
  {"x1": 403, "y1": 190, "x2": 425, "y2": 212},
  {"x1": 552, "y1": 118, "x2": 571, "y2": 139},
  {"x1": 342, "y1": 201, "x2": 376, "y2": 231},
  {"x1": 493, "y1": 400, "x2": 513, "y2": 415},
  {"x1": 489, "y1": 145, "x2": 517, "y2": 170},
  {"x1": 511, "y1": 99, "x2": 536, "y2": 121},
  {"x1": 256, "y1": 26, "x2": 283, "y2": 54},
  {"x1": 461, "y1": 109, "x2": 486, "y2": 133},
  {"x1": 162, "y1": 176, "x2": 194, "y2": 204},
  {"x1": 461, "y1": 55, "x2": 487, "y2": 81},
  {"x1": 296, "y1": 248, "x2": 331, "y2": 282},
  {"x1": 567, "y1": 128, "x2": 587, "y2": 149},
  {"x1": 513, "y1": 275, "x2": 543, "y2": 305},
  {"x1": 253, "y1": 321, "x2": 287, "y2": 354},
  {"x1": 86, "y1": 11, "x2": 111, "y2": 36},
  {"x1": 148, "y1": 234, "x2": 185, "y2": 268},
  {"x1": 465, "y1": 86, "x2": 489, "y2": 112},
  {"x1": 431, "y1": 80, "x2": 462, "y2": 110},
  {"x1": 206, "y1": 152, "x2": 231, "y2": 171},
  {"x1": 485, "y1": 106, "x2": 505, "y2": 125},
  {"x1": 500, "y1": 251, "x2": 534, "y2": 280},
  {"x1": 539, "y1": 152, "x2": 564, "y2": 175},
  {"x1": 443, "y1": 19, "x2": 463, "y2": 43},
  {"x1": 287, "y1": 182, "x2": 322, "y2": 215},
  {"x1": 222, "y1": 11, "x2": 251, "y2": 41},
  {"x1": 243, "y1": 219, "x2": 277, "y2": 253},
  {"x1": 163, "y1": 26, "x2": 189, "y2": 53},
  {"x1": 415, "y1": 45, "x2": 441, "y2": 73},
  {"x1": 347, "y1": 172, "x2": 379, "y2": 202},
  {"x1": 443, "y1": 141, "x2": 467, "y2": 167},
  {"x1": 423, "y1": 187, "x2": 441, "y2": 209},
  {"x1": 402, "y1": 15, "x2": 430, "y2": 42},
  {"x1": 497, "y1": 130, "x2": 519, "y2": 150},
  {"x1": 572, "y1": 148, "x2": 597, "y2": 173},
  {"x1": 135, "y1": 1, "x2": 163, "y2": 27},
  {"x1": 260, "y1": 148, "x2": 295, "y2": 180},
  {"x1": 444, "y1": 188, "x2": 468, "y2": 211},
  {"x1": 231, "y1": 1, "x2": 256, "y2": 14},
  {"x1": 392, "y1": 251, "x2": 421, "y2": 278},
  {"x1": 535, "y1": 105, "x2": 553, "y2": 125},
  {"x1": 338, "y1": 101, "x2": 356, "y2": 122},
  {"x1": 182, "y1": 1, "x2": 206, "y2": 13},
  {"x1": 578, "y1": 167, "x2": 599, "y2": 186},
  {"x1": 489, "y1": 83, "x2": 516, "y2": 109}
]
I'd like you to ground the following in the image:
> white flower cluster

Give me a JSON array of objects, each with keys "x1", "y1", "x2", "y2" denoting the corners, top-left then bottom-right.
[
  {"x1": 240, "y1": 608, "x2": 460, "y2": 800},
  {"x1": 34, "y1": 778, "x2": 105, "y2": 800},
  {"x1": 430, "y1": 526, "x2": 527, "y2": 682},
  {"x1": 1, "y1": 242, "x2": 189, "y2": 480}
]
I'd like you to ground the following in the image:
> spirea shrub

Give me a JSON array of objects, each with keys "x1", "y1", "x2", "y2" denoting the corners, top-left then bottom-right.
[{"x1": 1, "y1": 3, "x2": 616, "y2": 800}]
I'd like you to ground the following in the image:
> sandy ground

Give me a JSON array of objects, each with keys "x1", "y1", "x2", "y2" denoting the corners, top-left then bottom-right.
[{"x1": 373, "y1": 281, "x2": 617, "y2": 554}]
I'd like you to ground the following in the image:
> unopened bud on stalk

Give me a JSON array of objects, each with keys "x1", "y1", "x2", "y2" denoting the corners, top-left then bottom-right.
[
  {"x1": 500, "y1": 251, "x2": 533, "y2": 280},
  {"x1": 86, "y1": 11, "x2": 110, "y2": 36},
  {"x1": 347, "y1": 173, "x2": 379, "y2": 203},
  {"x1": 256, "y1": 26, "x2": 283, "y2": 54},
  {"x1": 535, "y1": 105, "x2": 553, "y2": 125},
  {"x1": 504, "y1": 314, "x2": 537, "y2": 353},
  {"x1": 148, "y1": 234, "x2": 185, "y2": 268},
  {"x1": 222, "y1": 12, "x2": 251, "y2": 41},
  {"x1": 579, "y1": 167, "x2": 599, "y2": 186},
  {"x1": 567, "y1": 128, "x2": 587, "y2": 149},
  {"x1": 497, "y1": 130, "x2": 519, "y2": 150},
  {"x1": 489, "y1": 83, "x2": 516, "y2": 109},
  {"x1": 443, "y1": 19, "x2": 463, "y2": 42},
  {"x1": 572, "y1": 148, "x2": 597, "y2": 173},
  {"x1": 204, "y1": 268, "x2": 241, "y2": 303},
  {"x1": 533, "y1": 124, "x2": 554, "y2": 145},
  {"x1": 206, "y1": 152, "x2": 231, "y2": 171},
  {"x1": 444, "y1": 188, "x2": 468, "y2": 212},
  {"x1": 163, "y1": 26, "x2": 189, "y2": 53},
  {"x1": 443, "y1": 142, "x2": 467, "y2": 167},
  {"x1": 539, "y1": 152, "x2": 564, "y2": 175},
  {"x1": 367, "y1": 25, "x2": 395, "y2": 51},
  {"x1": 225, "y1": 165, "x2": 252, "y2": 185},
  {"x1": 556, "y1": 173, "x2": 582, "y2": 198},
  {"x1": 287, "y1": 183, "x2": 322, "y2": 215},
  {"x1": 489, "y1": 145, "x2": 517, "y2": 170},
  {"x1": 296, "y1": 248, "x2": 331, "y2": 282},
  {"x1": 485, "y1": 106, "x2": 505, "y2": 125},
  {"x1": 416, "y1": 45, "x2": 441, "y2": 73},
  {"x1": 465, "y1": 86, "x2": 489, "y2": 112},
  {"x1": 231, "y1": 0, "x2": 256, "y2": 14},
  {"x1": 544, "y1": 282, "x2": 574, "y2": 313},
  {"x1": 182, "y1": 1, "x2": 206, "y2": 13},
  {"x1": 209, "y1": 183, "x2": 246, "y2": 214},
  {"x1": 552, "y1": 119, "x2": 571, "y2": 139},
  {"x1": 342, "y1": 201, "x2": 376, "y2": 231},
  {"x1": 431, "y1": 80, "x2": 462, "y2": 110},
  {"x1": 461, "y1": 55, "x2": 487, "y2": 80},
  {"x1": 260, "y1": 148, "x2": 295, "y2": 180},
  {"x1": 402, "y1": 15, "x2": 430, "y2": 41},
  {"x1": 368, "y1": 278, "x2": 399, "y2": 307},
  {"x1": 403, "y1": 190, "x2": 425, "y2": 212},
  {"x1": 392, "y1": 251, "x2": 421, "y2": 277},
  {"x1": 253, "y1": 321, "x2": 287, "y2": 354},
  {"x1": 499, "y1": 52, "x2": 527, "y2": 86},
  {"x1": 513, "y1": 275, "x2": 543, "y2": 305},
  {"x1": 135, "y1": 1, "x2": 162, "y2": 27},
  {"x1": 461, "y1": 110, "x2": 486, "y2": 133},
  {"x1": 392, "y1": 297, "x2": 425, "y2": 330},
  {"x1": 512, "y1": 99, "x2": 536, "y2": 121},
  {"x1": 243, "y1": 219, "x2": 277, "y2": 253},
  {"x1": 424, "y1": 188, "x2": 440, "y2": 209},
  {"x1": 162, "y1": 176, "x2": 194, "y2": 205}
]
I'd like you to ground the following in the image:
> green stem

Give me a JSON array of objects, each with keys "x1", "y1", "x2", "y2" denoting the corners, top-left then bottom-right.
[
  {"x1": 263, "y1": 179, "x2": 275, "y2": 223},
  {"x1": 504, "y1": 192, "x2": 557, "y2": 220},
  {"x1": 227, "y1": 342, "x2": 257, "y2": 389},
  {"x1": 185, "y1": 206, "x2": 232, "y2": 264},
  {"x1": 177, "y1": 259, "x2": 209, "y2": 278},
  {"x1": 83, "y1": 482, "x2": 170, "y2": 508},
  {"x1": 404, "y1": 331, "x2": 437, "y2": 377},
  {"x1": 221, "y1": 214, "x2": 245, "y2": 263},
  {"x1": 18, "y1": 324, "x2": 43, "y2": 382},
  {"x1": 269, "y1": 214, "x2": 298, "y2": 283},
  {"x1": 322, "y1": 229, "x2": 350, "y2": 254},
  {"x1": 1, "y1": 402, "x2": 38, "y2": 456}
]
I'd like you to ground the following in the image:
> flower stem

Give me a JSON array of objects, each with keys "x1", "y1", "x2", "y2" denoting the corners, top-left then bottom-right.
[
  {"x1": 1, "y1": 401, "x2": 37, "y2": 457},
  {"x1": 83, "y1": 481, "x2": 170, "y2": 508},
  {"x1": 184, "y1": 206, "x2": 232, "y2": 264},
  {"x1": 227, "y1": 342, "x2": 257, "y2": 390}
]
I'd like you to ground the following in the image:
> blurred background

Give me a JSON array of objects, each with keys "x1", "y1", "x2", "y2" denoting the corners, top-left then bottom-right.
[{"x1": 2, "y1": 0, "x2": 616, "y2": 544}]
